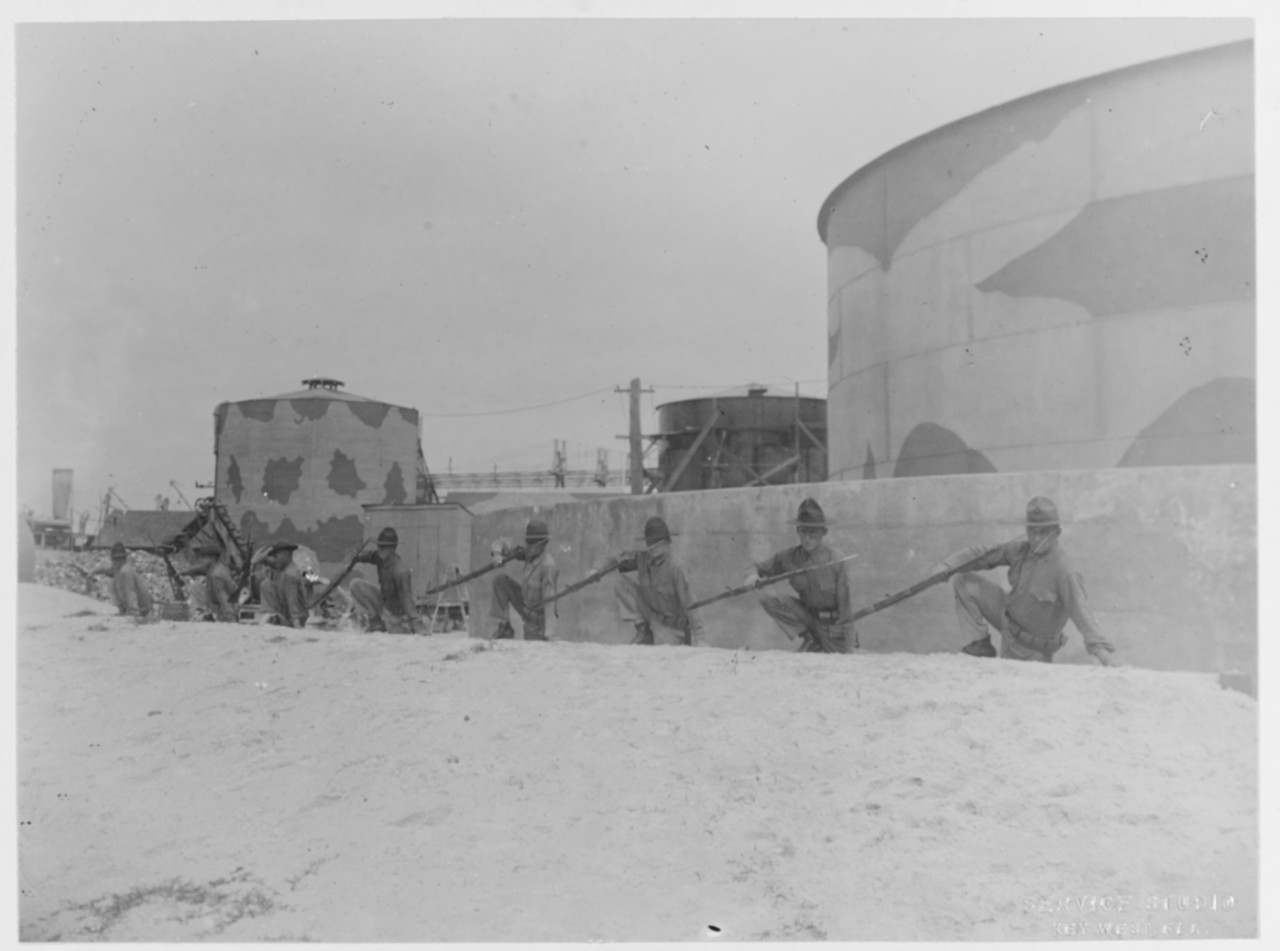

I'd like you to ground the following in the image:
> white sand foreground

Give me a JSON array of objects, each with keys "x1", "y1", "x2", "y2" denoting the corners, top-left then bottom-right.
[{"x1": 16, "y1": 582, "x2": 1256, "y2": 941}]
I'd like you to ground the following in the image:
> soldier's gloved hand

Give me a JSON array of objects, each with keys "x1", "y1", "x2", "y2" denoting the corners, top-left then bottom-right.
[
  {"x1": 929, "y1": 561, "x2": 951, "y2": 577},
  {"x1": 490, "y1": 542, "x2": 508, "y2": 567},
  {"x1": 742, "y1": 569, "x2": 761, "y2": 588}
]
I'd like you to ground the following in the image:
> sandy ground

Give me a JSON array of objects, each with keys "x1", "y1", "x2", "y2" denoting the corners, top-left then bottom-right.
[{"x1": 16, "y1": 582, "x2": 1257, "y2": 941}]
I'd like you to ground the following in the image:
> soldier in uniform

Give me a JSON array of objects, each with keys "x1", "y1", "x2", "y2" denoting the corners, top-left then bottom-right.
[
  {"x1": 936, "y1": 496, "x2": 1118, "y2": 665},
  {"x1": 744, "y1": 498, "x2": 854, "y2": 653},
  {"x1": 258, "y1": 541, "x2": 309, "y2": 628},
  {"x1": 350, "y1": 527, "x2": 422, "y2": 634},
  {"x1": 184, "y1": 542, "x2": 239, "y2": 622},
  {"x1": 490, "y1": 519, "x2": 558, "y2": 641},
  {"x1": 99, "y1": 542, "x2": 155, "y2": 619},
  {"x1": 605, "y1": 516, "x2": 704, "y2": 647}
]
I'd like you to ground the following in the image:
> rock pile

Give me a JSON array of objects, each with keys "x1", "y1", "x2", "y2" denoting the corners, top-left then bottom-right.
[{"x1": 34, "y1": 551, "x2": 179, "y2": 606}]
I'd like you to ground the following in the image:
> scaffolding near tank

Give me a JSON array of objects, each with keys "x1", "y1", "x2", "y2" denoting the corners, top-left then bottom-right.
[{"x1": 654, "y1": 383, "x2": 827, "y2": 492}]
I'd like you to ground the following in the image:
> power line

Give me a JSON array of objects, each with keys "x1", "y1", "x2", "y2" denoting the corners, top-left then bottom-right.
[
  {"x1": 648, "y1": 378, "x2": 827, "y2": 390},
  {"x1": 417, "y1": 386, "x2": 615, "y2": 418}
]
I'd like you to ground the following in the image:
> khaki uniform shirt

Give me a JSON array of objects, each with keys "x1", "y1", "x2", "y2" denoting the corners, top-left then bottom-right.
[
  {"x1": 205, "y1": 561, "x2": 238, "y2": 621},
  {"x1": 755, "y1": 543, "x2": 853, "y2": 631},
  {"x1": 272, "y1": 562, "x2": 310, "y2": 627},
  {"x1": 616, "y1": 548, "x2": 704, "y2": 639},
  {"x1": 520, "y1": 549, "x2": 558, "y2": 611},
  {"x1": 355, "y1": 551, "x2": 419, "y2": 621},
  {"x1": 111, "y1": 560, "x2": 154, "y2": 616},
  {"x1": 947, "y1": 538, "x2": 1114, "y2": 656}
]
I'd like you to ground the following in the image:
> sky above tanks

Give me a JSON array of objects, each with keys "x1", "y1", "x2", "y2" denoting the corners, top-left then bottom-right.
[{"x1": 8, "y1": 1, "x2": 1262, "y2": 519}]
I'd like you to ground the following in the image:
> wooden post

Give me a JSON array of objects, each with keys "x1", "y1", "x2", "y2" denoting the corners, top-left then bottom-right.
[
  {"x1": 615, "y1": 378, "x2": 655, "y2": 495},
  {"x1": 628, "y1": 378, "x2": 643, "y2": 494},
  {"x1": 794, "y1": 383, "x2": 801, "y2": 483}
]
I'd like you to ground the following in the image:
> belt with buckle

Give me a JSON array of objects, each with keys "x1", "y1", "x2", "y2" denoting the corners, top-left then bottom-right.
[{"x1": 1003, "y1": 611, "x2": 1062, "y2": 654}]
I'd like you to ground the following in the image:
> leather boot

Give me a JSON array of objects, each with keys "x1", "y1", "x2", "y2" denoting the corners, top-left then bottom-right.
[
  {"x1": 631, "y1": 622, "x2": 654, "y2": 645},
  {"x1": 961, "y1": 636, "x2": 997, "y2": 658},
  {"x1": 493, "y1": 621, "x2": 515, "y2": 640}
]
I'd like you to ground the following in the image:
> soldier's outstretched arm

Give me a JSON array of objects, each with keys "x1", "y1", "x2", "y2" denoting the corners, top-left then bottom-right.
[{"x1": 930, "y1": 539, "x2": 1012, "y2": 576}]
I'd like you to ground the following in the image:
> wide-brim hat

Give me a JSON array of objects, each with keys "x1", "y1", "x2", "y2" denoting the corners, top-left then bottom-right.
[
  {"x1": 636, "y1": 516, "x2": 676, "y2": 546},
  {"x1": 1025, "y1": 496, "x2": 1060, "y2": 527},
  {"x1": 109, "y1": 542, "x2": 128, "y2": 559},
  {"x1": 524, "y1": 520, "x2": 550, "y2": 546},
  {"x1": 787, "y1": 497, "x2": 830, "y2": 528},
  {"x1": 266, "y1": 541, "x2": 299, "y2": 556},
  {"x1": 376, "y1": 527, "x2": 399, "y2": 547}
]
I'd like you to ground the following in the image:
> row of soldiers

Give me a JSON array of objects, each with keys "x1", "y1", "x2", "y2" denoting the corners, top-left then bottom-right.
[
  {"x1": 90, "y1": 531, "x2": 422, "y2": 632},
  {"x1": 480, "y1": 495, "x2": 1118, "y2": 666},
  {"x1": 95, "y1": 495, "x2": 1118, "y2": 667}
]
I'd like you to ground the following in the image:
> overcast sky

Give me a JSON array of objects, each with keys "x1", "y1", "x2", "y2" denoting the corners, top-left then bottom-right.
[{"x1": 10, "y1": 5, "x2": 1260, "y2": 519}]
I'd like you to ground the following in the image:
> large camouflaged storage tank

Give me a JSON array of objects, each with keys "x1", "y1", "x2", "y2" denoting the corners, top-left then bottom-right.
[
  {"x1": 213, "y1": 378, "x2": 422, "y2": 575},
  {"x1": 820, "y1": 41, "x2": 1254, "y2": 480}
]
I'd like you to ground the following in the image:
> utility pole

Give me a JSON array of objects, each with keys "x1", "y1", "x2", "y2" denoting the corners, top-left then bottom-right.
[
  {"x1": 550, "y1": 439, "x2": 567, "y2": 488},
  {"x1": 794, "y1": 383, "x2": 802, "y2": 484},
  {"x1": 615, "y1": 378, "x2": 654, "y2": 495}
]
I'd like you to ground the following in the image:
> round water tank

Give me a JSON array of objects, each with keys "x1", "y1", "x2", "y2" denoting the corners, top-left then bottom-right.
[
  {"x1": 656, "y1": 384, "x2": 826, "y2": 492},
  {"x1": 820, "y1": 41, "x2": 1254, "y2": 480}
]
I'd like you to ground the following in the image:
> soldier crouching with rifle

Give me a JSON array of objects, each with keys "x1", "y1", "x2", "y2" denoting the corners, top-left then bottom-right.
[
  {"x1": 602, "y1": 516, "x2": 703, "y2": 647},
  {"x1": 489, "y1": 519, "x2": 558, "y2": 641},
  {"x1": 743, "y1": 498, "x2": 855, "y2": 653},
  {"x1": 183, "y1": 542, "x2": 239, "y2": 622},
  {"x1": 936, "y1": 496, "x2": 1118, "y2": 666},
  {"x1": 350, "y1": 527, "x2": 421, "y2": 634}
]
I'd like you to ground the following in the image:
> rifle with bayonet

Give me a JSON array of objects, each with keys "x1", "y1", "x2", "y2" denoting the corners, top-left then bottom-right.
[
  {"x1": 420, "y1": 547, "x2": 525, "y2": 599},
  {"x1": 159, "y1": 549, "x2": 188, "y2": 601},
  {"x1": 305, "y1": 538, "x2": 373, "y2": 611},
  {"x1": 231, "y1": 530, "x2": 254, "y2": 603},
  {"x1": 847, "y1": 548, "x2": 998, "y2": 624},
  {"x1": 529, "y1": 550, "x2": 641, "y2": 611},
  {"x1": 686, "y1": 552, "x2": 861, "y2": 612}
]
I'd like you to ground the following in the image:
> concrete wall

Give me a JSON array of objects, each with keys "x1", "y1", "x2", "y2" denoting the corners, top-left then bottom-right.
[
  {"x1": 468, "y1": 466, "x2": 1255, "y2": 684},
  {"x1": 360, "y1": 504, "x2": 472, "y2": 599},
  {"x1": 820, "y1": 41, "x2": 1254, "y2": 481}
]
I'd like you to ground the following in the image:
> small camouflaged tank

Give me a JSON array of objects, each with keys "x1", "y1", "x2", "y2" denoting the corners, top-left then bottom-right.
[{"x1": 213, "y1": 377, "x2": 425, "y2": 578}]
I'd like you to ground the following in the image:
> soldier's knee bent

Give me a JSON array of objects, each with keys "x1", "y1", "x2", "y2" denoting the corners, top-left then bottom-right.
[{"x1": 759, "y1": 590, "x2": 788, "y2": 609}]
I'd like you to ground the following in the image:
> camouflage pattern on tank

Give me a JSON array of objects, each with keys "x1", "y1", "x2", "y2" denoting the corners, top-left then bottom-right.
[
  {"x1": 820, "y1": 41, "x2": 1255, "y2": 480},
  {"x1": 262, "y1": 457, "x2": 305, "y2": 504},
  {"x1": 214, "y1": 390, "x2": 421, "y2": 576},
  {"x1": 382, "y1": 462, "x2": 408, "y2": 506}
]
